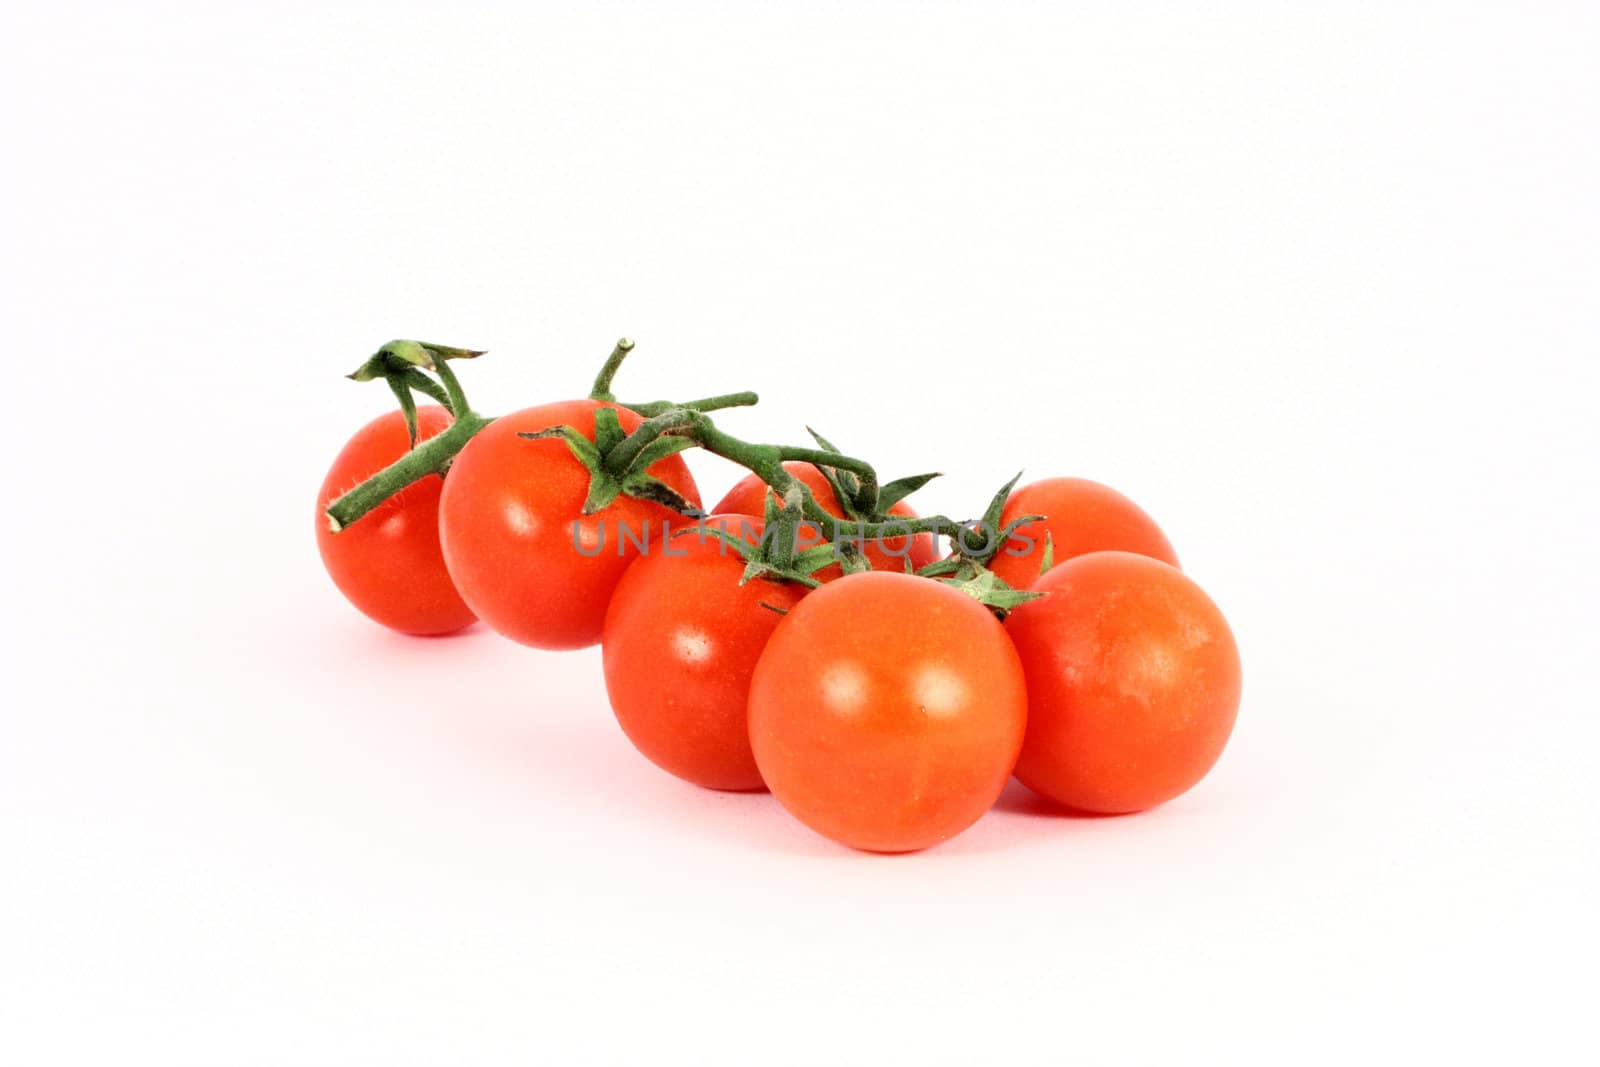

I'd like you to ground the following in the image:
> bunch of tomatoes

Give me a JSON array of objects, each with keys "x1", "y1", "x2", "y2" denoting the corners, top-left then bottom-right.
[{"x1": 316, "y1": 340, "x2": 1241, "y2": 853}]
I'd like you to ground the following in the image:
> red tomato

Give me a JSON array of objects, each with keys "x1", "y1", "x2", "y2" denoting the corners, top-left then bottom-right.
[
  {"x1": 316, "y1": 406, "x2": 476, "y2": 635},
  {"x1": 601, "y1": 517, "x2": 806, "y2": 791},
  {"x1": 748, "y1": 571, "x2": 1028, "y2": 852},
  {"x1": 713, "y1": 461, "x2": 938, "y2": 575},
  {"x1": 986, "y1": 477, "x2": 1178, "y2": 590},
  {"x1": 1005, "y1": 551, "x2": 1240, "y2": 813},
  {"x1": 438, "y1": 399, "x2": 702, "y2": 650}
]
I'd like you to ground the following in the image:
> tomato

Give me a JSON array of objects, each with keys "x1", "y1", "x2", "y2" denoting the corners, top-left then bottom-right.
[
  {"x1": 1004, "y1": 551, "x2": 1240, "y2": 813},
  {"x1": 713, "y1": 461, "x2": 938, "y2": 575},
  {"x1": 985, "y1": 477, "x2": 1178, "y2": 590},
  {"x1": 601, "y1": 517, "x2": 805, "y2": 791},
  {"x1": 438, "y1": 399, "x2": 702, "y2": 650},
  {"x1": 748, "y1": 571, "x2": 1027, "y2": 852},
  {"x1": 315, "y1": 406, "x2": 476, "y2": 635}
]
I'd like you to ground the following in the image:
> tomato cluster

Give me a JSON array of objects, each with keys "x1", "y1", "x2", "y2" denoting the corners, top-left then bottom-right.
[{"x1": 316, "y1": 343, "x2": 1241, "y2": 852}]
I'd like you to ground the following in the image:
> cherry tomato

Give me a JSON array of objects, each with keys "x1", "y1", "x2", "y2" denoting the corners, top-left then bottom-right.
[
  {"x1": 438, "y1": 399, "x2": 702, "y2": 650},
  {"x1": 986, "y1": 477, "x2": 1179, "y2": 590},
  {"x1": 748, "y1": 571, "x2": 1027, "y2": 852},
  {"x1": 601, "y1": 517, "x2": 805, "y2": 791},
  {"x1": 1004, "y1": 551, "x2": 1240, "y2": 813},
  {"x1": 315, "y1": 406, "x2": 476, "y2": 635},
  {"x1": 713, "y1": 461, "x2": 938, "y2": 575}
]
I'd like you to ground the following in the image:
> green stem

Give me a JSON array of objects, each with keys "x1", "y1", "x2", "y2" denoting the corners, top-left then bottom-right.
[
  {"x1": 589, "y1": 338, "x2": 635, "y2": 402},
  {"x1": 601, "y1": 408, "x2": 699, "y2": 474},
  {"x1": 772, "y1": 446, "x2": 879, "y2": 510},
  {"x1": 820, "y1": 511, "x2": 964, "y2": 543},
  {"x1": 601, "y1": 409, "x2": 899, "y2": 537},
  {"x1": 768, "y1": 485, "x2": 804, "y2": 568},
  {"x1": 627, "y1": 391, "x2": 759, "y2": 418},
  {"x1": 430, "y1": 355, "x2": 473, "y2": 417},
  {"x1": 593, "y1": 335, "x2": 758, "y2": 415},
  {"x1": 689, "y1": 418, "x2": 898, "y2": 532},
  {"x1": 325, "y1": 413, "x2": 493, "y2": 531},
  {"x1": 686, "y1": 415, "x2": 792, "y2": 487}
]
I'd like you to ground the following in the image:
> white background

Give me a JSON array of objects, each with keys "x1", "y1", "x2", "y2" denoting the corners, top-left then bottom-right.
[{"x1": 3, "y1": 2, "x2": 1597, "y2": 1063}]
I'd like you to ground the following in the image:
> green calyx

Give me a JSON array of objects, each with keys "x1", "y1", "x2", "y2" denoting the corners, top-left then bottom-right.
[
  {"x1": 914, "y1": 555, "x2": 1042, "y2": 616},
  {"x1": 693, "y1": 486, "x2": 848, "y2": 589},
  {"x1": 519, "y1": 408, "x2": 705, "y2": 518},
  {"x1": 903, "y1": 471, "x2": 1048, "y2": 615},
  {"x1": 802, "y1": 426, "x2": 940, "y2": 526},
  {"x1": 346, "y1": 339, "x2": 487, "y2": 385},
  {"x1": 325, "y1": 339, "x2": 491, "y2": 531},
  {"x1": 920, "y1": 471, "x2": 1039, "y2": 568},
  {"x1": 346, "y1": 339, "x2": 485, "y2": 446}
]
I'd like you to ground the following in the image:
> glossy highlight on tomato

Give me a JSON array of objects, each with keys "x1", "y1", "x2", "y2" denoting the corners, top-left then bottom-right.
[
  {"x1": 748, "y1": 571, "x2": 1028, "y2": 852},
  {"x1": 986, "y1": 477, "x2": 1178, "y2": 590},
  {"x1": 438, "y1": 399, "x2": 702, "y2": 650},
  {"x1": 316, "y1": 406, "x2": 476, "y2": 635},
  {"x1": 1005, "y1": 551, "x2": 1240, "y2": 813},
  {"x1": 713, "y1": 461, "x2": 937, "y2": 575},
  {"x1": 602, "y1": 517, "x2": 805, "y2": 791}
]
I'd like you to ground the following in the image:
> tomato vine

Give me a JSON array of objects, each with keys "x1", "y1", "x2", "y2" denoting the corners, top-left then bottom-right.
[{"x1": 326, "y1": 336, "x2": 1047, "y2": 612}]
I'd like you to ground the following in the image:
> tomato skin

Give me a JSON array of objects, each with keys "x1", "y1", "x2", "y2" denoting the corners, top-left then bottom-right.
[
  {"x1": 986, "y1": 477, "x2": 1179, "y2": 590},
  {"x1": 316, "y1": 406, "x2": 476, "y2": 636},
  {"x1": 438, "y1": 399, "x2": 702, "y2": 650},
  {"x1": 749, "y1": 571, "x2": 1028, "y2": 852},
  {"x1": 601, "y1": 518, "x2": 805, "y2": 791},
  {"x1": 1004, "y1": 551, "x2": 1240, "y2": 814},
  {"x1": 713, "y1": 461, "x2": 938, "y2": 576}
]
